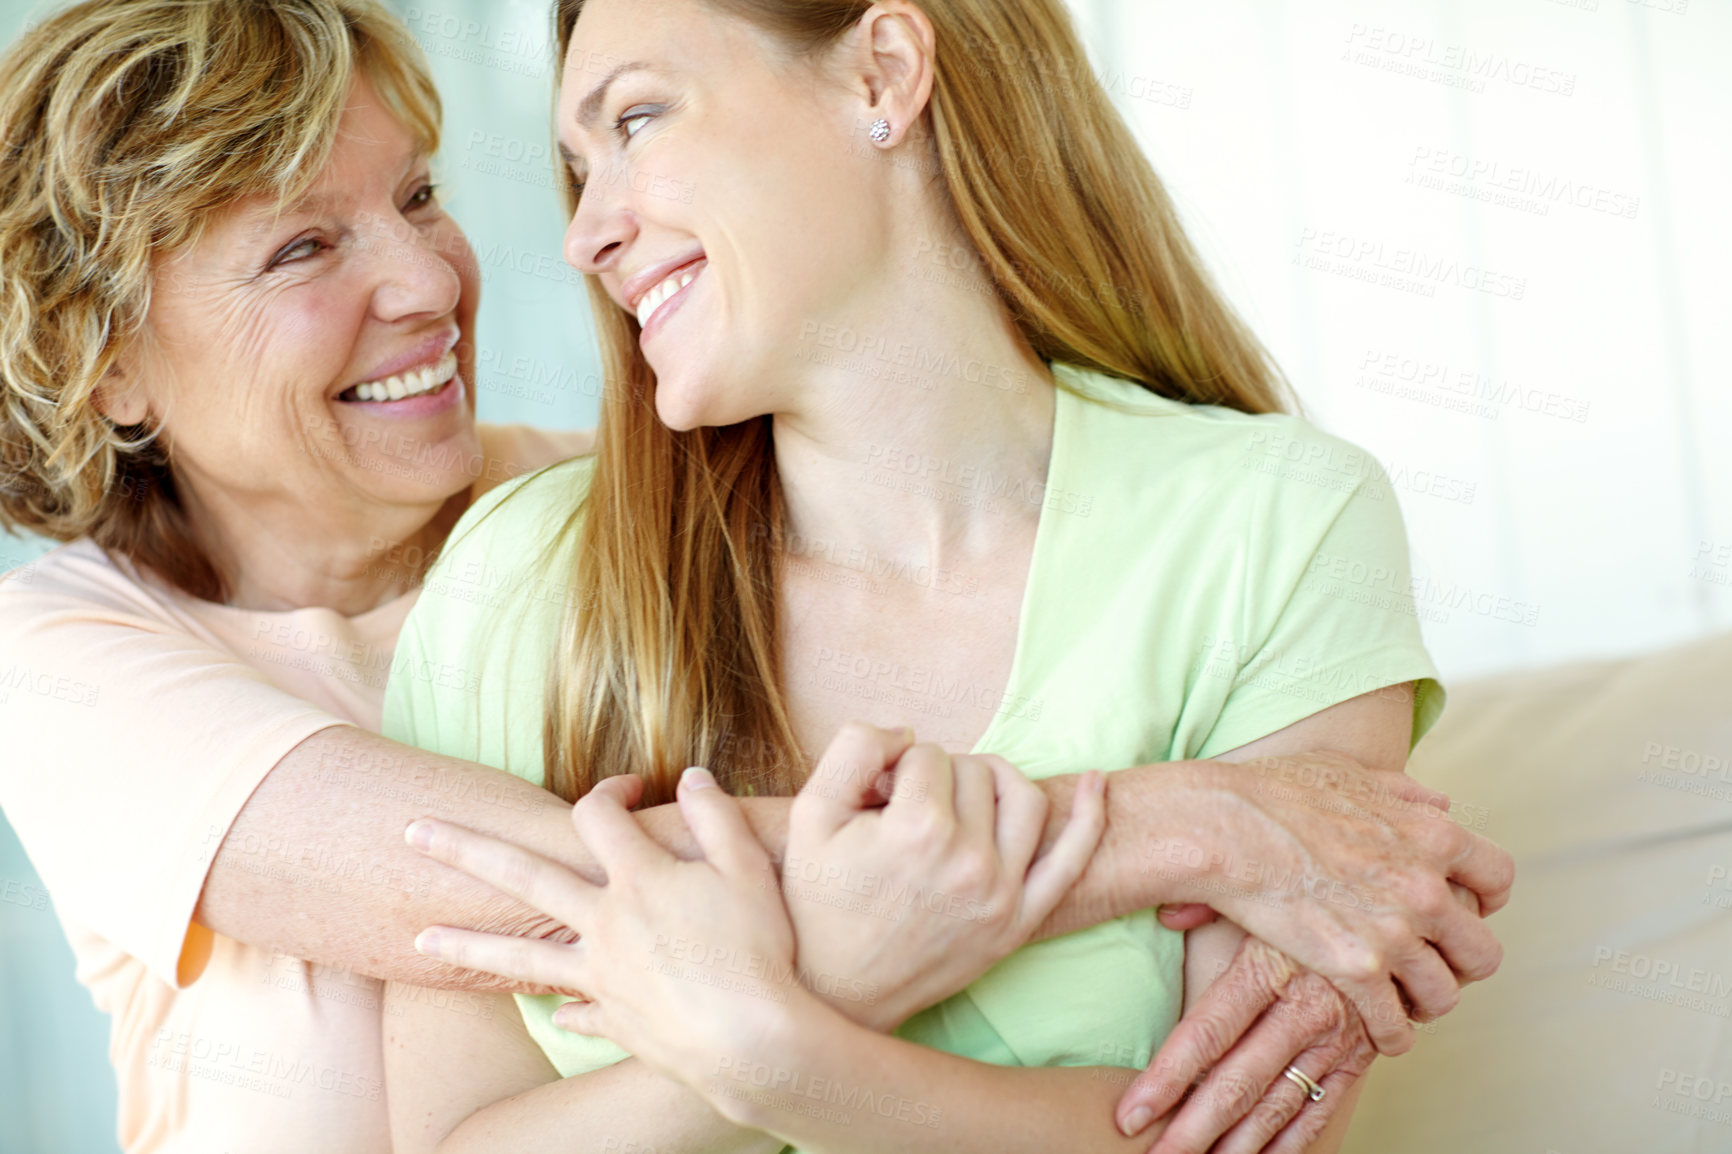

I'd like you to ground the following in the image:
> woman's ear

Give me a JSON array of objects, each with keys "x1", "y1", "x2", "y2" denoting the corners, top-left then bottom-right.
[
  {"x1": 92, "y1": 360, "x2": 151, "y2": 427},
  {"x1": 852, "y1": 1, "x2": 937, "y2": 146}
]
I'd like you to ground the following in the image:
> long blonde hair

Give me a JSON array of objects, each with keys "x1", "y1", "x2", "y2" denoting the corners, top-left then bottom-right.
[
  {"x1": 0, "y1": 0, "x2": 439, "y2": 600},
  {"x1": 541, "y1": 0, "x2": 1296, "y2": 805}
]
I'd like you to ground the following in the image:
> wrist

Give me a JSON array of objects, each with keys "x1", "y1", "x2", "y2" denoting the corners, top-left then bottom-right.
[
  {"x1": 692, "y1": 985, "x2": 862, "y2": 1128},
  {"x1": 800, "y1": 968, "x2": 901, "y2": 1033},
  {"x1": 1116, "y1": 760, "x2": 1248, "y2": 909}
]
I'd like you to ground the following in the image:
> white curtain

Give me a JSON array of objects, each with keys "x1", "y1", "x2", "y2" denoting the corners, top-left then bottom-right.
[{"x1": 1068, "y1": 0, "x2": 1730, "y2": 681}]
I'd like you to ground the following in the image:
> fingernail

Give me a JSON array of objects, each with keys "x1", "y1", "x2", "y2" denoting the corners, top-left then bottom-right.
[
  {"x1": 1121, "y1": 1106, "x2": 1153, "y2": 1137},
  {"x1": 681, "y1": 765, "x2": 715, "y2": 790},
  {"x1": 405, "y1": 820, "x2": 433, "y2": 851},
  {"x1": 413, "y1": 929, "x2": 441, "y2": 956}
]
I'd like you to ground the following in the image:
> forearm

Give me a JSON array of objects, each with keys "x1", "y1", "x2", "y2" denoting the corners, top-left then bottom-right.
[
  {"x1": 1028, "y1": 744, "x2": 1423, "y2": 941},
  {"x1": 197, "y1": 733, "x2": 1397, "y2": 986},
  {"x1": 1028, "y1": 761, "x2": 1211, "y2": 939},
  {"x1": 706, "y1": 998, "x2": 1165, "y2": 1154},
  {"x1": 440, "y1": 1057, "x2": 783, "y2": 1154},
  {"x1": 384, "y1": 982, "x2": 782, "y2": 1154},
  {"x1": 196, "y1": 725, "x2": 789, "y2": 988}
]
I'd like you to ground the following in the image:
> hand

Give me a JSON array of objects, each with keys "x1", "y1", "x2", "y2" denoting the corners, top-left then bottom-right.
[
  {"x1": 1117, "y1": 933, "x2": 1374, "y2": 1154},
  {"x1": 404, "y1": 769, "x2": 807, "y2": 1085},
  {"x1": 1159, "y1": 751, "x2": 1514, "y2": 1053},
  {"x1": 783, "y1": 723, "x2": 1108, "y2": 1031}
]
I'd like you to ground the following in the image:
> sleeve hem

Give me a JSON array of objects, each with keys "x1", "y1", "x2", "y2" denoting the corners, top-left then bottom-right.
[
  {"x1": 154, "y1": 713, "x2": 359, "y2": 989},
  {"x1": 1194, "y1": 660, "x2": 1447, "y2": 762}
]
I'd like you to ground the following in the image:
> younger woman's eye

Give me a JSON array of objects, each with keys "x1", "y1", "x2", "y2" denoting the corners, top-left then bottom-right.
[{"x1": 617, "y1": 105, "x2": 661, "y2": 140}]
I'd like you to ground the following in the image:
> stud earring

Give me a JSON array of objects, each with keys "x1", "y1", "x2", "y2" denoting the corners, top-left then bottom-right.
[{"x1": 869, "y1": 118, "x2": 892, "y2": 144}]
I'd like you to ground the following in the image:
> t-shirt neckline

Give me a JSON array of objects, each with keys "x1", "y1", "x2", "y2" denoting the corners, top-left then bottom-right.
[{"x1": 967, "y1": 366, "x2": 1084, "y2": 756}]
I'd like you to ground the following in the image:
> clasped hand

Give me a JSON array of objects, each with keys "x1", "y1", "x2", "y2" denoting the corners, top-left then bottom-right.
[
  {"x1": 402, "y1": 735, "x2": 1513, "y2": 1153},
  {"x1": 403, "y1": 722, "x2": 1106, "y2": 1088}
]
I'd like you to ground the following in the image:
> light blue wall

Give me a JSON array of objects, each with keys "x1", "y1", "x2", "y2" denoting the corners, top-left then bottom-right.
[{"x1": 0, "y1": 807, "x2": 117, "y2": 1154}]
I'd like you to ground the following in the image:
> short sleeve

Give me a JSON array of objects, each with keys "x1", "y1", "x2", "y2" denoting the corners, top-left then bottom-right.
[
  {"x1": 1193, "y1": 456, "x2": 1446, "y2": 759},
  {"x1": 0, "y1": 565, "x2": 346, "y2": 988}
]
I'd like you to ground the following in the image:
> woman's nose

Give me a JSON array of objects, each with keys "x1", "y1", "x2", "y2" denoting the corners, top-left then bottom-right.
[
  {"x1": 362, "y1": 210, "x2": 462, "y2": 322},
  {"x1": 563, "y1": 170, "x2": 637, "y2": 277}
]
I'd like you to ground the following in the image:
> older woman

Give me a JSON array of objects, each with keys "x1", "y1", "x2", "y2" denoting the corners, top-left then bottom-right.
[
  {"x1": 377, "y1": 1, "x2": 1514, "y2": 1153},
  {"x1": 0, "y1": 2, "x2": 601, "y2": 1149},
  {"x1": 0, "y1": 2, "x2": 1509, "y2": 1153}
]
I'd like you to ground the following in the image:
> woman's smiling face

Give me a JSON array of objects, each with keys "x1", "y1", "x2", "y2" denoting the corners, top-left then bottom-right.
[
  {"x1": 106, "y1": 72, "x2": 484, "y2": 529},
  {"x1": 557, "y1": 0, "x2": 900, "y2": 431}
]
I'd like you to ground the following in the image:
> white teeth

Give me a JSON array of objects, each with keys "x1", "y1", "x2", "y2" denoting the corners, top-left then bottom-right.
[
  {"x1": 635, "y1": 266, "x2": 699, "y2": 329},
  {"x1": 350, "y1": 351, "x2": 458, "y2": 404}
]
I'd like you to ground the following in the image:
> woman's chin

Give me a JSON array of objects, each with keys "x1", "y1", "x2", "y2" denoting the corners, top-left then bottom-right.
[
  {"x1": 353, "y1": 425, "x2": 484, "y2": 506},
  {"x1": 652, "y1": 380, "x2": 729, "y2": 433}
]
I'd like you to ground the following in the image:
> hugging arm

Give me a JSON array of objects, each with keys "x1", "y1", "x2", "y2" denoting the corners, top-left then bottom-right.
[
  {"x1": 196, "y1": 724, "x2": 770, "y2": 990},
  {"x1": 1034, "y1": 684, "x2": 1509, "y2": 1055},
  {"x1": 381, "y1": 986, "x2": 1165, "y2": 1154},
  {"x1": 384, "y1": 730, "x2": 1163, "y2": 1154},
  {"x1": 386, "y1": 706, "x2": 1509, "y2": 1154},
  {"x1": 199, "y1": 724, "x2": 1083, "y2": 990},
  {"x1": 206, "y1": 681, "x2": 1505, "y2": 1007}
]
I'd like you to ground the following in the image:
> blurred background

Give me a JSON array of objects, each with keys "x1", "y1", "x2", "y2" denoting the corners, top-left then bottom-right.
[{"x1": 1, "y1": 0, "x2": 1726, "y2": 1148}]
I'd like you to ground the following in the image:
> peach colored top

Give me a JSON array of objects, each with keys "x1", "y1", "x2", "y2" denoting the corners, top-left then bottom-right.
[{"x1": 0, "y1": 424, "x2": 585, "y2": 1154}]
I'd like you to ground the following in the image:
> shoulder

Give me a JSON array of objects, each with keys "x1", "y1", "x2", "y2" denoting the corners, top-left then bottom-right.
[
  {"x1": 440, "y1": 453, "x2": 596, "y2": 574},
  {"x1": 1052, "y1": 362, "x2": 1389, "y2": 525},
  {"x1": 389, "y1": 456, "x2": 591, "y2": 775},
  {"x1": 407, "y1": 454, "x2": 595, "y2": 652},
  {"x1": 471, "y1": 422, "x2": 595, "y2": 502},
  {"x1": 0, "y1": 538, "x2": 175, "y2": 623}
]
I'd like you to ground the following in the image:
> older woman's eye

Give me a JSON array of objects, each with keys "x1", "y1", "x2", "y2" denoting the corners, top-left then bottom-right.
[
  {"x1": 268, "y1": 237, "x2": 324, "y2": 268},
  {"x1": 404, "y1": 183, "x2": 439, "y2": 211}
]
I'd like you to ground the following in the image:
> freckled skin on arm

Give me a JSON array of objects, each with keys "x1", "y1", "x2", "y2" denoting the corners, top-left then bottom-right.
[
  {"x1": 194, "y1": 726, "x2": 746, "y2": 990},
  {"x1": 200, "y1": 685, "x2": 1418, "y2": 1011}
]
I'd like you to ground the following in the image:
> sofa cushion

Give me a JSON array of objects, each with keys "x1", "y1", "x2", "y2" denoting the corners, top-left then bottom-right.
[{"x1": 1344, "y1": 629, "x2": 1732, "y2": 1153}]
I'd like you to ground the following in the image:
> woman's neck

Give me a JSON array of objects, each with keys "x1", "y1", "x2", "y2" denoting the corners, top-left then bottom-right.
[
  {"x1": 177, "y1": 477, "x2": 467, "y2": 615},
  {"x1": 771, "y1": 281, "x2": 1058, "y2": 573}
]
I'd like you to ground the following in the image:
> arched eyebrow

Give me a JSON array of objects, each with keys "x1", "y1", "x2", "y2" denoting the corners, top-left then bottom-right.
[
  {"x1": 558, "y1": 59, "x2": 656, "y2": 180},
  {"x1": 578, "y1": 59, "x2": 653, "y2": 128}
]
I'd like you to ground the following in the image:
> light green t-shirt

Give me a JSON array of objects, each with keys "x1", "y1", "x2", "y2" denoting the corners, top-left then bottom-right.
[{"x1": 382, "y1": 361, "x2": 1445, "y2": 1119}]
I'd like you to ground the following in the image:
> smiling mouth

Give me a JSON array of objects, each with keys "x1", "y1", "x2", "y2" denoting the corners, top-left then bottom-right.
[
  {"x1": 636, "y1": 259, "x2": 706, "y2": 329},
  {"x1": 338, "y1": 351, "x2": 459, "y2": 403}
]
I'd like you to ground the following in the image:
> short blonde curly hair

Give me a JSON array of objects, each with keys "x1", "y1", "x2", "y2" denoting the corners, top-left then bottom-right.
[{"x1": 0, "y1": 0, "x2": 441, "y2": 599}]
